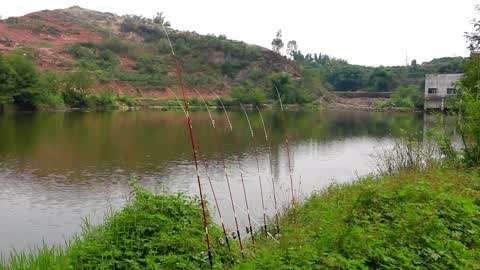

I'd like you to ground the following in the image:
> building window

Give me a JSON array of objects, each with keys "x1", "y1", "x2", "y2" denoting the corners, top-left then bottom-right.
[
  {"x1": 447, "y1": 88, "x2": 456, "y2": 95},
  {"x1": 428, "y1": 88, "x2": 437, "y2": 94}
]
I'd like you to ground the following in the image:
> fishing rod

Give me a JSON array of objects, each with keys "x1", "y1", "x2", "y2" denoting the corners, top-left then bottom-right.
[
  {"x1": 214, "y1": 93, "x2": 256, "y2": 247},
  {"x1": 255, "y1": 105, "x2": 280, "y2": 234},
  {"x1": 239, "y1": 103, "x2": 268, "y2": 237},
  {"x1": 161, "y1": 23, "x2": 213, "y2": 267},
  {"x1": 169, "y1": 88, "x2": 232, "y2": 252},
  {"x1": 274, "y1": 85, "x2": 296, "y2": 206},
  {"x1": 230, "y1": 200, "x2": 279, "y2": 244},
  {"x1": 192, "y1": 88, "x2": 245, "y2": 254}
]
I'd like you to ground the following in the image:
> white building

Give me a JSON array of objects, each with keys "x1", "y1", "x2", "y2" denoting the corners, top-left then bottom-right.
[{"x1": 424, "y1": 74, "x2": 463, "y2": 110}]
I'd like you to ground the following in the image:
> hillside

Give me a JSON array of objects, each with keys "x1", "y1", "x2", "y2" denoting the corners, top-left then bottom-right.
[
  {"x1": 0, "y1": 6, "x2": 468, "y2": 111},
  {"x1": 0, "y1": 6, "x2": 297, "y2": 97}
]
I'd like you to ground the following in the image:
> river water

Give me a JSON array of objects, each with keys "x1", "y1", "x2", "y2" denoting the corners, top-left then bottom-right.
[{"x1": 0, "y1": 109, "x2": 424, "y2": 256}]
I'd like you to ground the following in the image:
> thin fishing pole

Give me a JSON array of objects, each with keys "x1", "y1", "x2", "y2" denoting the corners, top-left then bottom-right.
[
  {"x1": 161, "y1": 23, "x2": 213, "y2": 268},
  {"x1": 238, "y1": 159, "x2": 255, "y2": 245},
  {"x1": 193, "y1": 89, "x2": 215, "y2": 128},
  {"x1": 255, "y1": 105, "x2": 280, "y2": 234},
  {"x1": 170, "y1": 88, "x2": 231, "y2": 252},
  {"x1": 240, "y1": 103, "x2": 268, "y2": 237},
  {"x1": 231, "y1": 201, "x2": 279, "y2": 244},
  {"x1": 167, "y1": 88, "x2": 187, "y2": 115},
  {"x1": 274, "y1": 85, "x2": 296, "y2": 206},
  {"x1": 214, "y1": 94, "x2": 255, "y2": 246},
  {"x1": 193, "y1": 89, "x2": 248, "y2": 254}
]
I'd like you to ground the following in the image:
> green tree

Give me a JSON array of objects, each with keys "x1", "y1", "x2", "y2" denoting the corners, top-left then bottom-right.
[
  {"x1": 231, "y1": 85, "x2": 266, "y2": 106},
  {"x1": 327, "y1": 65, "x2": 365, "y2": 91},
  {"x1": 269, "y1": 72, "x2": 313, "y2": 104},
  {"x1": 269, "y1": 72, "x2": 292, "y2": 101},
  {"x1": 368, "y1": 67, "x2": 396, "y2": 92},
  {"x1": 5, "y1": 53, "x2": 38, "y2": 90},
  {"x1": 271, "y1": 30, "x2": 284, "y2": 54},
  {"x1": 286, "y1": 40, "x2": 298, "y2": 58},
  {"x1": 0, "y1": 55, "x2": 17, "y2": 99}
]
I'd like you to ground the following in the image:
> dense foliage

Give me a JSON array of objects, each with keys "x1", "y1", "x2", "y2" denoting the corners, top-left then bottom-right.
[
  {"x1": 292, "y1": 50, "x2": 464, "y2": 93},
  {"x1": 376, "y1": 85, "x2": 423, "y2": 109},
  {"x1": 1, "y1": 186, "x2": 234, "y2": 269},
  {"x1": 236, "y1": 167, "x2": 480, "y2": 269},
  {"x1": 0, "y1": 52, "x2": 136, "y2": 110}
]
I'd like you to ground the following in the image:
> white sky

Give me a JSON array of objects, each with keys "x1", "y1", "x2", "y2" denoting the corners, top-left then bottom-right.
[{"x1": 1, "y1": 0, "x2": 477, "y2": 66}]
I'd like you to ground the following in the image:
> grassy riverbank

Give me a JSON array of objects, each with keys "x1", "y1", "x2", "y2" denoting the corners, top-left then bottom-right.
[
  {"x1": 236, "y1": 166, "x2": 480, "y2": 269},
  {"x1": 2, "y1": 166, "x2": 479, "y2": 269},
  {"x1": 0, "y1": 185, "x2": 235, "y2": 270}
]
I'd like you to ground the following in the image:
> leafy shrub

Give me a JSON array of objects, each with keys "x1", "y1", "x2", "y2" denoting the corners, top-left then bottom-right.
[
  {"x1": 368, "y1": 67, "x2": 396, "y2": 92},
  {"x1": 239, "y1": 168, "x2": 480, "y2": 269},
  {"x1": 1, "y1": 186, "x2": 234, "y2": 269},
  {"x1": 63, "y1": 70, "x2": 95, "y2": 92},
  {"x1": 269, "y1": 72, "x2": 313, "y2": 104},
  {"x1": 326, "y1": 65, "x2": 365, "y2": 91},
  {"x1": 0, "y1": 55, "x2": 18, "y2": 97},
  {"x1": 62, "y1": 88, "x2": 90, "y2": 108},
  {"x1": 377, "y1": 85, "x2": 423, "y2": 109},
  {"x1": 67, "y1": 186, "x2": 232, "y2": 269},
  {"x1": 230, "y1": 85, "x2": 266, "y2": 106},
  {"x1": 117, "y1": 95, "x2": 137, "y2": 107},
  {"x1": 4, "y1": 52, "x2": 38, "y2": 90},
  {"x1": 93, "y1": 91, "x2": 119, "y2": 108}
]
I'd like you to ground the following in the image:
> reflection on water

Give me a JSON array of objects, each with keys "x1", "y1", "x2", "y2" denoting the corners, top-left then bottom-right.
[{"x1": 0, "y1": 109, "x2": 423, "y2": 255}]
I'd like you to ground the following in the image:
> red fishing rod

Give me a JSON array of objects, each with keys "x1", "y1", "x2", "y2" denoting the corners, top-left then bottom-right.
[
  {"x1": 255, "y1": 105, "x2": 280, "y2": 234},
  {"x1": 193, "y1": 88, "x2": 246, "y2": 254},
  {"x1": 214, "y1": 94, "x2": 256, "y2": 247},
  {"x1": 169, "y1": 88, "x2": 232, "y2": 252},
  {"x1": 239, "y1": 103, "x2": 268, "y2": 237},
  {"x1": 274, "y1": 85, "x2": 296, "y2": 206},
  {"x1": 161, "y1": 24, "x2": 213, "y2": 267}
]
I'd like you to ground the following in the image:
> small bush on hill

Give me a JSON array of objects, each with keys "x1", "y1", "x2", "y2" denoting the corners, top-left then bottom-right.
[
  {"x1": 376, "y1": 85, "x2": 423, "y2": 109},
  {"x1": 269, "y1": 72, "x2": 313, "y2": 104},
  {"x1": 231, "y1": 85, "x2": 266, "y2": 106}
]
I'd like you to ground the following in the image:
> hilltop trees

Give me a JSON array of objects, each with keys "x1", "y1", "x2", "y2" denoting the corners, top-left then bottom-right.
[
  {"x1": 286, "y1": 40, "x2": 298, "y2": 58},
  {"x1": 271, "y1": 30, "x2": 284, "y2": 54},
  {"x1": 326, "y1": 65, "x2": 365, "y2": 91},
  {"x1": 368, "y1": 67, "x2": 396, "y2": 92},
  {"x1": 465, "y1": 5, "x2": 480, "y2": 51}
]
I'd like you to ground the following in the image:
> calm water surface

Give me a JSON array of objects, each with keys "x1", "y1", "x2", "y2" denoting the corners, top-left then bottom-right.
[{"x1": 0, "y1": 109, "x2": 424, "y2": 255}]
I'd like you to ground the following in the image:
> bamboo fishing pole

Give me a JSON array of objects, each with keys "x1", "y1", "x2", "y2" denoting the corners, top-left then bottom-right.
[
  {"x1": 192, "y1": 88, "x2": 247, "y2": 253},
  {"x1": 214, "y1": 93, "x2": 255, "y2": 246},
  {"x1": 161, "y1": 24, "x2": 213, "y2": 268},
  {"x1": 169, "y1": 88, "x2": 232, "y2": 252},
  {"x1": 255, "y1": 105, "x2": 280, "y2": 234},
  {"x1": 274, "y1": 85, "x2": 296, "y2": 206},
  {"x1": 239, "y1": 103, "x2": 268, "y2": 237}
]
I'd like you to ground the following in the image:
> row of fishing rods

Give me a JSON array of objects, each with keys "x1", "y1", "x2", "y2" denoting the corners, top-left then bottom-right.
[{"x1": 161, "y1": 23, "x2": 296, "y2": 267}]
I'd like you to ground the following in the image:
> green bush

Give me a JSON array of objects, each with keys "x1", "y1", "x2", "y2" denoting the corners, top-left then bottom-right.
[
  {"x1": 326, "y1": 65, "x2": 365, "y2": 91},
  {"x1": 230, "y1": 85, "x2": 266, "y2": 106},
  {"x1": 93, "y1": 91, "x2": 119, "y2": 108},
  {"x1": 2, "y1": 186, "x2": 234, "y2": 269},
  {"x1": 269, "y1": 72, "x2": 313, "y2": 104},
  {"x1": 238, "y1": 167, "x2": 480, "y2": 269},
  {"x1": 0, "y1": 55, "x2": 18, "y2": 98},
  {"x1": 377, "y1": 85, "x2": 423, "y2": 109},
  {"x1": 62, "y1": 88, "x2": 90, "y2": 108},
  {"x1": 117, "y1": 95, "x2": 137, "y2": 107}
]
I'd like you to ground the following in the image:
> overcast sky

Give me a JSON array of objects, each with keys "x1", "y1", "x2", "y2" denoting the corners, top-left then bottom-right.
[{"x1": 1, "y1": 0, "x2": 477, "y2": 66}]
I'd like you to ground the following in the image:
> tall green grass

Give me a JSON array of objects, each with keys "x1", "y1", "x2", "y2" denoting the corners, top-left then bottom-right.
[
  {"x1": 1, "y1": 186, "x2": 235, "y2": 270},
  {"x1": 235, "y1": 166, "x2": 480, "y2": 269}
]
